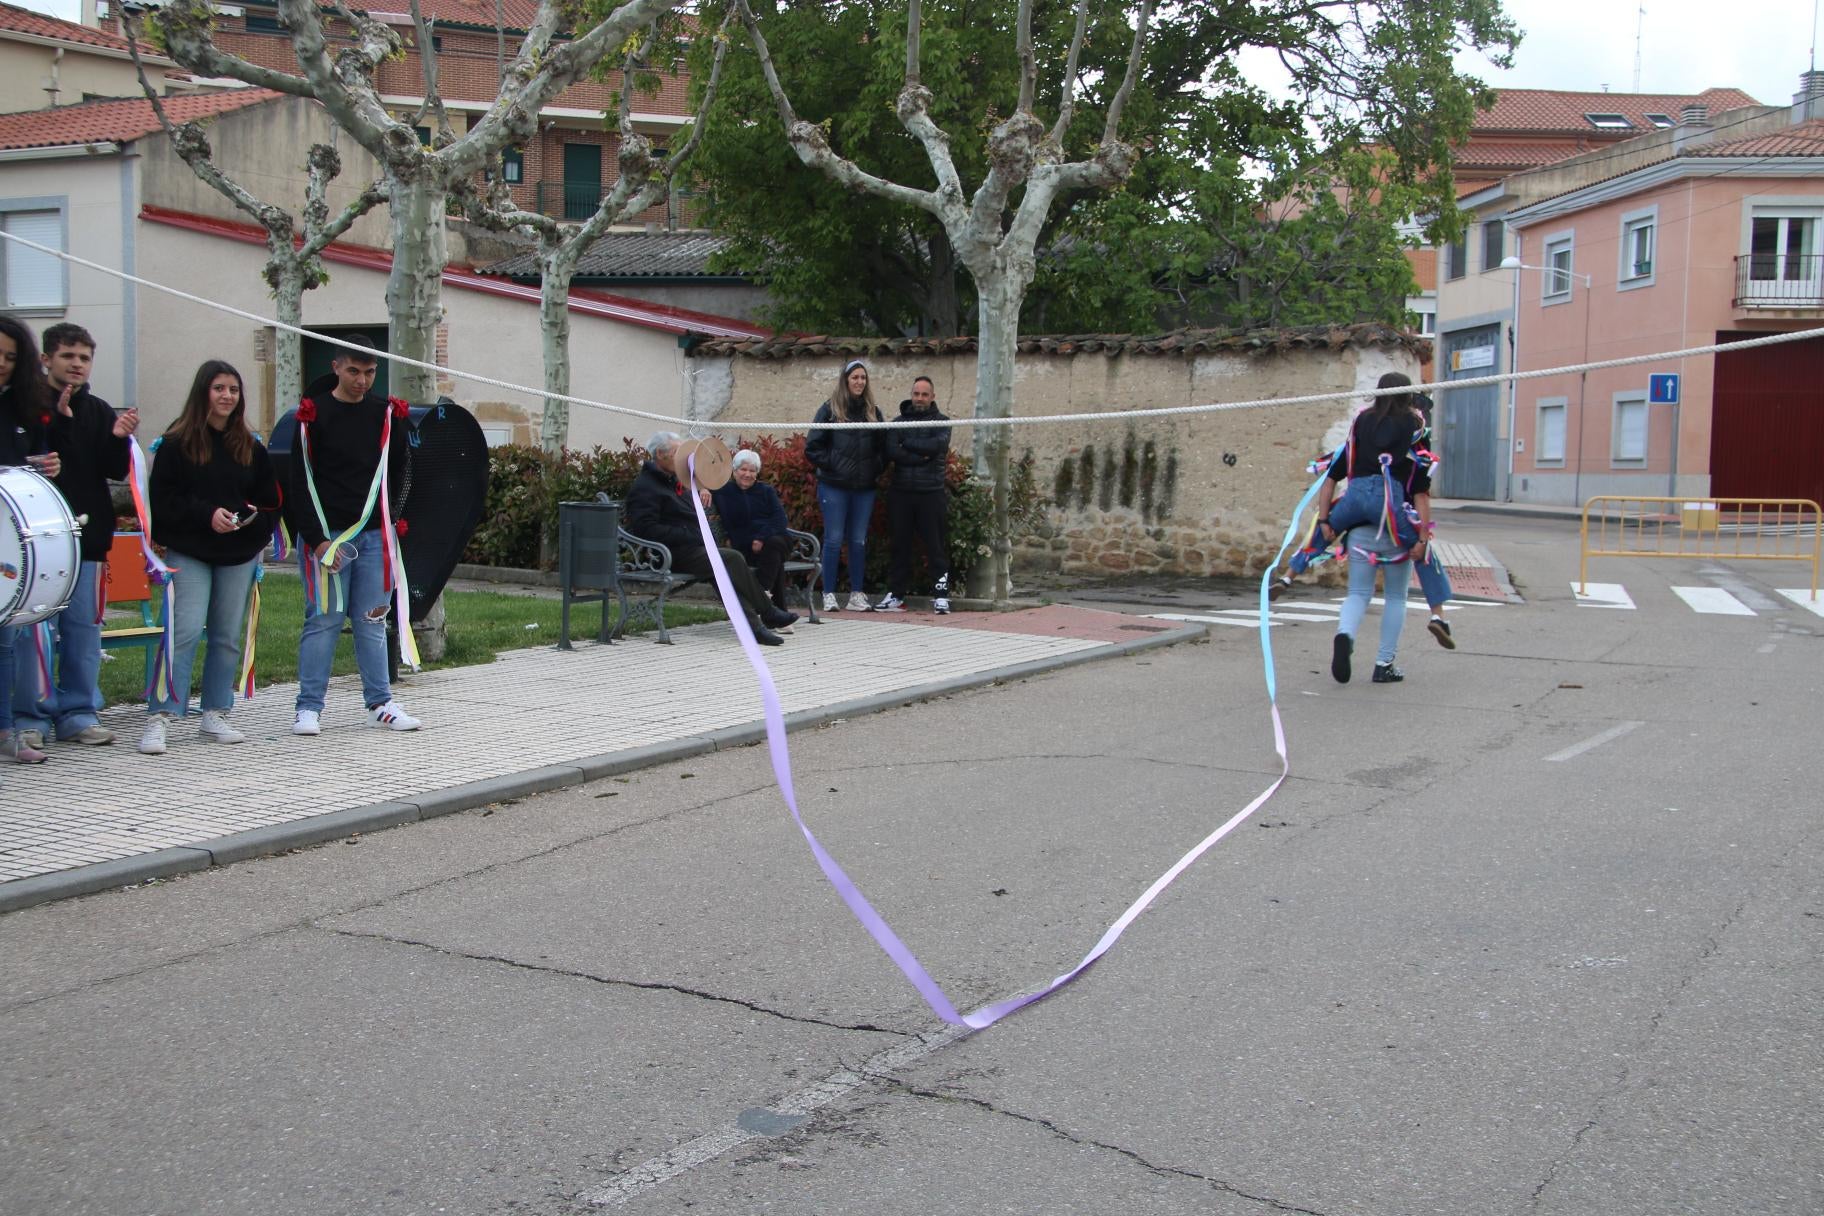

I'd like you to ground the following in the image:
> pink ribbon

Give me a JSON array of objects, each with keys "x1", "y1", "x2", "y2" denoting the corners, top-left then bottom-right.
[{"x1": 688, "y1": 455, "x2": 1296, "y2": 1030}]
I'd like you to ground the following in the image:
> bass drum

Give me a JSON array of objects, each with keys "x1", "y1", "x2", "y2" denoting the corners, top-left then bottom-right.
[{"x1": 0, "y1": 464, "x2": 80, "y2": 627}]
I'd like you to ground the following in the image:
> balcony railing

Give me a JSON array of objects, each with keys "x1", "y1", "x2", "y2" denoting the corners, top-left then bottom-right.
[
  {"x1": 529, "y1": 180, "x2": 696, "y2": 225},
  {"x1": 1735, "y1": 253, "x2": 1824, "y2": 308}
]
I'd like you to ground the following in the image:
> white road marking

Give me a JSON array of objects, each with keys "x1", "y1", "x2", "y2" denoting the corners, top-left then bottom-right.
[
  {"x1": 1776, "y1": 589, "x2": 1824, "y2": 619},
  {"x1": 1671, "y1": 586, "x2": 1755, "y2": 616},
  {"x1": 1545, "y1": 721, "x2": 1644, "y2": 763},
  {"x1": 1694, "y1": 568, "x2": 1782, "y2": 611},
  {"x1": 1572, "y1": 582, "x2": 1636, "y2": 609},
  {"x1": 582, "y1": 1025, "x2": 972, "y2": 1207}
]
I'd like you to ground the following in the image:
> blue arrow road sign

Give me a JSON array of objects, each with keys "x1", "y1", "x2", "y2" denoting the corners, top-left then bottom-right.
[{"x1": 1649, "y1": 374, "x2": 1680, "y2": 404}]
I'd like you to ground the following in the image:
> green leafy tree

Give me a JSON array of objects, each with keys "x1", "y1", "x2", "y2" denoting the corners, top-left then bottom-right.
[{"x1": 692, "y1": 0, "x2": 1515, "y2": 337}]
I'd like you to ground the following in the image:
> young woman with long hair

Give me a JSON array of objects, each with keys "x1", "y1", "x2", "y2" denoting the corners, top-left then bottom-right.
[
  {"x1": 0, "y1": 314, "x2": 56, "y2": 762},
  {"x1": 804, "y1": 359, "x2": 887, "y2": 611},
  {"x1": 137, "y1": 360, "x2": 281, "y2": 754}
]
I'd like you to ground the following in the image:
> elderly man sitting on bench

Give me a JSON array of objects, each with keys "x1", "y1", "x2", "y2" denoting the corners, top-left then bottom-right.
[{"x1": 624, "y1": 432, "x2": 799, "y2": 647}]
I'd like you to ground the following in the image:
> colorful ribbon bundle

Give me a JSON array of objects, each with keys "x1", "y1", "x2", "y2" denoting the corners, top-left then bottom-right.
[
  {"x1": 686, "y1": 452, "x2": 1313, "y2": 1031},
  {"x1": 294, "y1": 397, "x2": 420, "y2": 671},
  {"x1": 237, "y1": 565, "x2": 261, "y2": 699},
  {"x1": 125, "y1": 441, "x2": 180, "y2": 704}
]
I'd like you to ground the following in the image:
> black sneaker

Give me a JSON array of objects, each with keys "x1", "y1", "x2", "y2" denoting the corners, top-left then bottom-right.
[
  {"x1": 1427, "y1": 616, "x2": 1455, "y2": 649},
  {"x1": 1372, "y1": 663, "x2": 1404, "y2": 683},
  {"x1": 1331, "y1": 633, "x2": 1352, "y2": 684},
  {"x1": 1268, "y1": 576, "x2": 1294, "y2": 602},
  {"x1": 763, "y1": 607, "x2": 800, "y2": 629}
]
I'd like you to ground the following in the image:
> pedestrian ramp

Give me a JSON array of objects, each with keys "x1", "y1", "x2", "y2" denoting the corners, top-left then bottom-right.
[{"x1": 1573, "y1": 582, "x2": 1824, "y2": 618}]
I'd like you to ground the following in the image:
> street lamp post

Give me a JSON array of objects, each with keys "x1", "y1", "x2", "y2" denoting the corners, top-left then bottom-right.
[{"x1": 1501, "y1": 255, "x2": 1595, "y2": 508}]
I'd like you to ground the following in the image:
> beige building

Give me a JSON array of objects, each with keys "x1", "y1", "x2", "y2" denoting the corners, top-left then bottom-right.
[
  {"x1": 687, "y1": 325, "x2": 1425, "y2": 580},
  {"x1": 0, "y1": 90, "x2": 772, "y2": 441},
  {"x1": 0, "y1": 1, "x2": 190, "y2": 112}
]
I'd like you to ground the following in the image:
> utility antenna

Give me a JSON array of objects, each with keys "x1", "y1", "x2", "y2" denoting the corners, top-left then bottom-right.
[
  {"x1": 1813, "y1": 0, "x2": 1820, "y2": 72},
  {"x1": 1633, "y1": 4, "x2": 1645, "y2": 92}
]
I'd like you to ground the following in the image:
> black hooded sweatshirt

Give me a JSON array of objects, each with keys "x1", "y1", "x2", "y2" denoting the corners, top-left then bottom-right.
[
  {"x1": 884, "y1": 398, "x2": 951, "y2": 494},
  {"x1": 286, "y1": 373, "x2": 409, "y2": 550},
  {"x1": 150, "y1": 426, "x2": 282, "y2": 566},
  {"x1": 43, "y1": 384, "x2": 129, "y2": 561}
]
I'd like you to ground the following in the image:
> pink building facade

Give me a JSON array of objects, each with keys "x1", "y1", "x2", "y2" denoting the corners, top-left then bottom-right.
[{"x1": 1503, "y1": 116, "x2": 1824, "y2": 508}]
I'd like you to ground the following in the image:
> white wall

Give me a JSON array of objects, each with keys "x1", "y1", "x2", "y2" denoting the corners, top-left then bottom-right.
[
  {"x1": 131, "y1": 221, "x2": 692, "y2": 446},
  {"x1": 0, "y1": 152, "x2": 131, "y2": 408}
]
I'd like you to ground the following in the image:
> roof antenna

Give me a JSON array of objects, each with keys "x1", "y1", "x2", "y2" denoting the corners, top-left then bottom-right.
[{"x1": 1633, "y1": 4, "x2": 1645, "y2": 92}]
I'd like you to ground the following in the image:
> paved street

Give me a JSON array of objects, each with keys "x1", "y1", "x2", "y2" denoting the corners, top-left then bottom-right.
[{"x1": 2, "y1": 511, "x2": 1821, "y2": 1215}]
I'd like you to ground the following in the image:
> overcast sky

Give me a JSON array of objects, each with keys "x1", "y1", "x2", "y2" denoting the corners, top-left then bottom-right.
[{"x1": 19, "y1": 0, "x2": 1821, "y2": 108}]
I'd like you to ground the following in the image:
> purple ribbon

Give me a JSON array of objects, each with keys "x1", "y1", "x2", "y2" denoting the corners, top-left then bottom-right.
[{"x1": 688, "y1": 456, "x2": 1295, "y2": 1030}]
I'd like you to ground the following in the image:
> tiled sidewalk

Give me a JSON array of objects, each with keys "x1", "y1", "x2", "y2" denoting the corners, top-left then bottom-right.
[{"x1": 0, "y1": 607, "x2": 1196, "y2": 910}]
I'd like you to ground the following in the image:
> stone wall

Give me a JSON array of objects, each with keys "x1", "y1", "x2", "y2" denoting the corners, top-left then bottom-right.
[{"x1": 686, "y1": 326, "x2": 1427, "y2": 581}]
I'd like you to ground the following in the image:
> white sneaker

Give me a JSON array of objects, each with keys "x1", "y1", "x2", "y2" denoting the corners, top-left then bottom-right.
[
  {"x1": 137, "y1": 713, "x2": 170, "y2": 755},
  {"x1": 933, "y1": 596, "x2": 951, "y2": 615},
  {"x1": 199, "y1": 710, "x2": 246, "y2": 744},
  {"x1": 821, "y1": 593, "x2": 840, "y2": 612},
  {"x1": 293, "y1": 709, "x2": 321, "y2": 736},
  {"x1": 872, "y1": 593, "x2": 906, "y2": 612},
  {"x1": 368, "y1": 700, "x2": 422, "y2": 731},
  {"x1": 845, "y1": 591, "x2": 872, "y2": 612}
]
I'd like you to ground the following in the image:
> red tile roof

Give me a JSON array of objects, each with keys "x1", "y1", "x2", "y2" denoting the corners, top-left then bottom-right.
[
  {"x1": 0, "y1": 89, "x2": 280, "y2": 152},
  {"x1": 1454, "y1": 140, "x2": 1589, "y2": 169},
  {"x1": 1694, "y1": 117, "x2": 1824, "y2": 157},
  {"x1": 1475, "y1": 87, "x2": 1762, "y2": 133},
  {"x1": 0, "y1": 0, "x2": 153, "y2": 53}
]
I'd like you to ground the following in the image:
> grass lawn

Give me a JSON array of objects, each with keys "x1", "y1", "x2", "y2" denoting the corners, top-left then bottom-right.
[{"x1": 96, "y1": 574, "x2": 725, "y2": 709}]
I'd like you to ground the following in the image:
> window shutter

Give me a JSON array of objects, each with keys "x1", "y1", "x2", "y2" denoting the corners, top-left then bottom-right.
[{"x1": 3, "y1": 211, "x2": 63, "y2": 309}]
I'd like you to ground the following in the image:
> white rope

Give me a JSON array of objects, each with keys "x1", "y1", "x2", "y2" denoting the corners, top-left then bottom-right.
[{"x1": 11, "y1": 228, "x2": 1824, "y2": 431}]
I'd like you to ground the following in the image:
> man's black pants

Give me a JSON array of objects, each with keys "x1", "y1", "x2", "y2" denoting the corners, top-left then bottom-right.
[
  {"x1": 888, "y1": 489, "x2": 949, "y2": 597},
  {"x1": 673, "y1": 546, "x2": 776, "y2": 622}
]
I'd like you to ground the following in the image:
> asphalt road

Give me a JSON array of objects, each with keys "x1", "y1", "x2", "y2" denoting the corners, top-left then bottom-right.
[{"x1": 2, "y1": 513, "x2": 1819, "y2": 1216}]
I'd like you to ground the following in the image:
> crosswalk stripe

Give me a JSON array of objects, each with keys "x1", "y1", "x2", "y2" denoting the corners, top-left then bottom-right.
[
  {"x1": 1572, "y1": 582, "x2": 1636, "y2": 609},
  {"x1": 1776, "y1": 589, "x2": 1824, "y2": 619},
  {"x1": 1671, "y1": 586, "x2": 1755, "y2": 615}
]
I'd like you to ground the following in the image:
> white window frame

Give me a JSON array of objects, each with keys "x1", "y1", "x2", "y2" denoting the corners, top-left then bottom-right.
[
  {"x1": 1542, "y1": 231, "x2": 1575, "y2": 305},
  {"x1": 1618, "y1": 206, "x2": 1657, "y2": 290},
  {"x1": 1743, "y1": 203, "x2": 1822, "y2": 280},
  {"x1": 1611, "y1": 392, "x2": 1649, "y2": 466},
  {"x1": 0, "y1": 197, "x2": 69, "y2": 315},
  {"x1": 1535, "y1": 397, "x2": 1568, "y2": 466}
]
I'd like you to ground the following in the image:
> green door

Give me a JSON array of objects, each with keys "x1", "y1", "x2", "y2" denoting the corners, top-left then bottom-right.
[{"x1": 563, "y1": 143, "x2": 602, "y2": 219}]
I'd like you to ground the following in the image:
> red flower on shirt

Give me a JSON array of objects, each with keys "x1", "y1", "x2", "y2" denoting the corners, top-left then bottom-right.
[
  {"x1": 388, "y1": 396, "x2": 410, "y2": 419},
  {"x1": 296, "y1": 399, "x2": 317, "y2": 424},
  {"x1": 394, "y1": 518, "x2": 409, "y2": 537}
]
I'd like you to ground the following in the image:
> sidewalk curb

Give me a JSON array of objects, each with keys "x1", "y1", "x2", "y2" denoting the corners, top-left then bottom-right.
[
  {"x1": 1447, "y1": 502, "x2": 1585, "y2": 523},
  {"x1": 0, "y1": 620, "x2": 1205, "y2": 915}
]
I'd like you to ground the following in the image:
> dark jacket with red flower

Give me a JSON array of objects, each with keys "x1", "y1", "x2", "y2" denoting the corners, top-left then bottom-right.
[
  {"x1": 624, "y1": 459, "x2": 707, "y2": 557},
  {"x1": 150, "y1": 427, "x2": 282, "y2": 566},
  {"x1": 286, "y1": 374, "x2": 410, "y2": 550},
  {"x1": 45, "y1": 384, "x2": 130, "y2": 561}
]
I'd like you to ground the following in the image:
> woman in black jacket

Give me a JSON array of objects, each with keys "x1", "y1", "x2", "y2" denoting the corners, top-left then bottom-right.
[
  {"x1": 137, "y1": 360, "x2": 280, "y2": 755},
  {"x1": 804, "y1": 360, "x2": 886, "y2": 611},
  {"x1": 711, "y1": 448, "x2": 794, "y2": 611}
]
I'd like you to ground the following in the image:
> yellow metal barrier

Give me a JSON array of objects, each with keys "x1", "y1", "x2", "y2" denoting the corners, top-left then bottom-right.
[{"x1": 1578, "y1": 496, "x2": 1821, "y2": 599}]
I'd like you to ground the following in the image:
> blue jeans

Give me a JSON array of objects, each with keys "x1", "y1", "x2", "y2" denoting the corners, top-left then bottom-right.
[
  {"x1": 0, "y1": 622, "x2": 17, "y2": 734},
  {"x1": 1337, "y1": 524, "x2": 1413, "y2": 666},
  {"x1": 295, "y1": 529, "x2": 392, "y2": 714},
  {"x1": 817, "y1": 484, "x2": 876, "y2": 593},
  {"x1": 12, "y1": 559, "x2": 104, "y2": 738},
  {"x1": 150, "y1": 552, "x2": 258, "y2": 718},
  {"x1": 1292, "y1": 475, "x2": 1452, "y2": 609}
]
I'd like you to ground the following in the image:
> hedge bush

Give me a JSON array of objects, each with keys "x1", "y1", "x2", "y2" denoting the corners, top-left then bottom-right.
[{"x1": 463, "y1": 435, "x2": 1039, "y2": 589}]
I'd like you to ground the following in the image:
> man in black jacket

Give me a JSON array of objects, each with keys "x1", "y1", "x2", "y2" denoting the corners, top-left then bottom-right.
[
  {"x1": 11, "y1": 324, "x2": 136, "y2": 747},
  {"x1": 624, "y1": 433, "x2": 797, "y2": 646},
  {"x1": 879, "y1": 376, "x2": 952, "y2": 614}
]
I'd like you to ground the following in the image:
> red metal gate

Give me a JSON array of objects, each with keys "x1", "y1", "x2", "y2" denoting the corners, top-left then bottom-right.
[{"x1": 1711, "y1": 332, "x2": 1824, "y2": 505}]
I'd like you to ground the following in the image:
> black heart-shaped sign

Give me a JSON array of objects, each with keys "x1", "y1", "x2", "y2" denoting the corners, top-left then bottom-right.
[{"x1": 268, "y1": 397, "x2": 489, "y2": 623}]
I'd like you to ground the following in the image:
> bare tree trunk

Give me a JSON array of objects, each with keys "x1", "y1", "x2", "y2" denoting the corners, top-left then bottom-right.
[
  {"x1": 273, "y1": 268, "x2": 306, "y2": 409},
  {"x1": 386, "y1": 172, "x2": 447, "y2": 403},
  {"x1": 973, "y1": 274, "x2": 1022, "y2": 604},
  {"x1": 539, "y1": 257, "x2": 574, "y2": 456}
]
